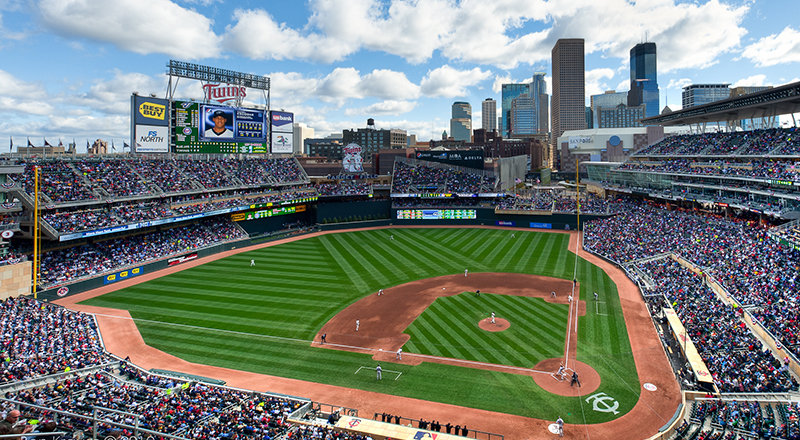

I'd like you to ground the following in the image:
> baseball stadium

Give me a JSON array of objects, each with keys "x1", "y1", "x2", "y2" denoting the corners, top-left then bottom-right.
[{"x1": 0, "y1": 68, "x2": 799, "y2": 440}]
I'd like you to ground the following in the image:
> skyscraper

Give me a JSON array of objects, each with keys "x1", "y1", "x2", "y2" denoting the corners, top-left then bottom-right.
[
  {"x1": 531, "y1": 72, "x2": 549, "y2": 135},
  {"x1": 682, "y1": 84, "x2": 731, "y2": 108},
  {"x1": 628, "y1": 42, "x2": 660, "y2": 118},
  {"x1": 501, "y1": 84, "x2": 530, "y2": 138},
  {"x1": 482, "y1": 98, "x2": 497, "y2": 132},
  {"x1": 551, "y1": 38, "x2": 586, "y2": 166},
  {"x1": 450, "y1": 101, "x2": 472, "y2": 142},
  {"x1": 510, "y1": 94, "x2": 536, "y2": 135}
]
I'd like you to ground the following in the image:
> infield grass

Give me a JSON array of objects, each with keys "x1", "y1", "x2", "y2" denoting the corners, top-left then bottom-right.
[{"x1": 83, "y1": 227, "x2": 640, "y2": 423}]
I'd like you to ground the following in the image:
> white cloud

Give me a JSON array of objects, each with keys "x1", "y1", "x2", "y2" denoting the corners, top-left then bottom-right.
[
  {"x1": 420, "y1": 65, "x2": 491, "y2": 98},
  {"x1": 360, "y1": 70, "x2": 420, "y2": 100},
  {"x1": 344, "y1": 100, "x2": 417, "y2": 116},
  {"x1": 585, "y1": 68, "x2": 615, "y2": 98},
  {"x1": 0, "y1": 70, "x2": 47, "y2": 99},
  {"x1": 740, "y1": 26, "x2": 800, "y2": 67},
  {"x1": 73, "y1": 70, "x2": 166, "y2": 115},
  {"x1": 0, "y1": 97, "x2": 53, "y2": 116},
  {"x1": 731, "y1": 75, "x2": 768, "y2": 88},
  {"x1": 667, "y1": 78, "x2": 693, "y2": 90},
  {"x1": 223, "y1": 8, "x2": 353, "y2": 63},
  {"x1": 35, "y1": 0, "x2": 221, "y2": 59}
]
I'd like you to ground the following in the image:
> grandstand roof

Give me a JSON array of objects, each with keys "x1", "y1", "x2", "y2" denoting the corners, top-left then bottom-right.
[{"x1": 641, "y1": 80, "x2": 800, "y2": 126}]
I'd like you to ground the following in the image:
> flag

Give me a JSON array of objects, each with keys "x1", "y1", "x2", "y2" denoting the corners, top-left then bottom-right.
[
  {"x1": 44, "y1": 139, "x2": 53, "y2": 147},
  {"x1": 514, "y1": 178, "x2": 522, "y2": 183},
  {"x1": 123, "y1": 142, "x2": 130, "y2": 150},
  {"x1": 27, "y1": 138, "x2": 34, "y2": 147},
  {"x1": 58, "y1": 139, "x2": 63, "y2": 147},
  {"x1": 9, "y1": 137, "x2": 12, "y2": 151},
  {"x1": 86, "y1": 140, "x2": 90, "y2": 150},
  {"x1": 112, "y1": 140, "x2": 116, "y2": 151}
]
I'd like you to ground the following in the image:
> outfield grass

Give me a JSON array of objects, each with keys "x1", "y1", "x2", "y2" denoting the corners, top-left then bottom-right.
[{"x1": 82, "y1": 228, "x2": 639, "y2": 423}]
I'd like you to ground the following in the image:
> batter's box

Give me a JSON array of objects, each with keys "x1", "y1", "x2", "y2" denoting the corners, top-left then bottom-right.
[
  {"x1": 354, "y1": 366, "x2": 403, "y2": 380},
  {"x1": 595, "y1": 301, "x2": 608, "y2": 316}
]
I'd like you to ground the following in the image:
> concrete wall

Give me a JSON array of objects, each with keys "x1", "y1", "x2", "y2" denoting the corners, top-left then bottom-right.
[{"x1": 0, "y1": 261, "x2": 31, "y2": 300}]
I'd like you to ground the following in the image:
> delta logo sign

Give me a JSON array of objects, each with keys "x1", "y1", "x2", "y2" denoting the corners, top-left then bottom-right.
[
  {"x1": 138, "y1": 101, "x2": 165, "y2": 121},
  {"x1": 203, "y1": 83, "x2": 247, "y2": 103}
]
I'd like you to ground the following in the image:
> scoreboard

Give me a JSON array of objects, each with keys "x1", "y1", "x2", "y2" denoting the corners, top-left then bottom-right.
[
  {"x1": 173, "y1": 101, "x2": 269, "y2": 154},
  {"x1": 396, "y1": 209, "x2": 477, "y2": 220}
]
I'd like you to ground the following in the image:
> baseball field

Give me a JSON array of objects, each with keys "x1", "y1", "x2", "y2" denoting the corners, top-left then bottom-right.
[{"x1": 75, "y1": 227, "x2": 670, "y2": 432}]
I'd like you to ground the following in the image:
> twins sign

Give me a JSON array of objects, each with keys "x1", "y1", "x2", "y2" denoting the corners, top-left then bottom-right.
[{"x1": 342, "y1": 143, "x2": 364, "y2": 172}]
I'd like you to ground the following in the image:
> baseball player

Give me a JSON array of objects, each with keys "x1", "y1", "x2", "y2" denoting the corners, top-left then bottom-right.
[
  {"x1": 491, "y1": 312, "x2": 495, "y2": 324},
  {"x1": 376, "y1": 364, "x2": 382, "y2": 380},
  {"x1": 378, "y1": 289, "x2": 383, "y2": 296},
  {"x1": 250, "y1": 259, "x2": 255, "y2": 266},
  {"x1": 464, "y1": 269, "x2": 468, "y2": 277},
  {"x1": 356, "y1": 319, "x2": 360, "y2": 332},
  {"x1": 396, "y1": 348, "x2": 402, "y2": 360}
]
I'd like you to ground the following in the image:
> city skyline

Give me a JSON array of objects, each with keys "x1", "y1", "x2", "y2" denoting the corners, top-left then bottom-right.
[{"x1": 1, "y1": 0, "x2": 799, "y2": 152}]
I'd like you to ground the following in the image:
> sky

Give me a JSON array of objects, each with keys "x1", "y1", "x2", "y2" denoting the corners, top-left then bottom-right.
[{"x1": 1, "y1": 0, "x2": 799, "y2": 152}]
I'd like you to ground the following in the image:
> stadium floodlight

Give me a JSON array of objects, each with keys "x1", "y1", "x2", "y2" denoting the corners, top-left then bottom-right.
[{"x1": 167, "y1": 60, "x2": 270, "y2": 91}]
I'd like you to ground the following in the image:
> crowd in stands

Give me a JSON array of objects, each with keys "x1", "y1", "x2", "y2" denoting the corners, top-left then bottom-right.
[
  {"x1": 640, "y1": 259, "x2": 797, "y2": 393},
  {"x1": 584, "y1": 202, "x2": 800, "y2": 380},
  {"x1": 633, "y1": 128, "x2": 800, "y2": 157},
  {"x1": 38, "y1": 218, "x2": 246, "y2": 287},
  {"x1": 38, "y1": 188, "x2": 323, "y2": 235},
  {"x1": 391, "y1": 161, "x2": 496, "y2": 194},
  {"x1": 616, "y1": 158, "x2": 800, "y2": 181},
  {"x1": 8, "y1": 157, "x2": 310, "y2": 205},
  {"x1": 497, "y1": 191, "x2": 613, "y2": 214},
  {"x1": 316, "y1": 183, "x2": 371, "y2": 196},
  {"x1": 0, "y1": 297, "x2": 109, "y2": 383},
  {"x1": 686, "y1": 399, "x2": 799, "y2": 439}
]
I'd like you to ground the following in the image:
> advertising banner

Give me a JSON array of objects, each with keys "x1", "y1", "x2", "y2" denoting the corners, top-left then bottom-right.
[
  {"x1": 270, "y1": 111, "x2": 294, "y2": 133},
  {"x1": 133, "y1": 95, "x2": 168, "y2": 126},
  {"x1": 415, "y1": 149, "x2": 484, "y2": 170},
  {"x1": 135, "y1": 125, "x2": 169, "y2": 153},
  {"x1": 568, "y1": 136, "x2": 592, "y2": 150},
  {"x1": 271, "y1": 131, "x2": 293, "y2": 154},
  {"x1": 168, "y1": 253, "x2": 198, "y2": 266},
  {"x1": 103, "y1": 267, "x2": 143, "y2": 285},
  {"x1": 343, "y1": 143, "x2": 364, "y2": 172}
]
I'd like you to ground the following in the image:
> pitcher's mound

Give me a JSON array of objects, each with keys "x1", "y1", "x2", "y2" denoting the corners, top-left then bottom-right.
[{"x1": 479, "y1": 318, "x2": 510, "y2": 332}]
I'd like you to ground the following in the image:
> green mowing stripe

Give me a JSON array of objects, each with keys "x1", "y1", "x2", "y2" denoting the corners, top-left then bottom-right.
[
  {"x1": 528, "y1": 233, "x2": 555, "y2": 274},
  {"x1": 360, "y1": 236, "x2": 428, "y2": 279},
  {"x1": 512, "y1": 234, "x2": 544, "y2": 272},
  {"x1": 438, "y1": 228, "x2": 471, "y2": 246},
  {"x1": 408, "y1": 231, "x2": 486, "y2": 271},
  {"x1": 469, "y1": 231, "x2": 510, "y2": 264},
  {"x1": 329, "y1": 233, "x2": 391, "y2": 287},
  {"x1": 379, "y1": 234, "x2": 443, "y2": 273},
  {"x1": 340, "y1": 235, "x2": 409, "y2": 282},
  {"x1": 318, "y1": 235, "x2": 369, "y2": 293},
  {"x1": 84, "y1": 228, "x2": 636, "y2": 422},
  {"x1": 551, "y1": 235, "x2": 571, "y2": 276},
  {"x1": 495, "y1": 234, "x2": 530, "y2": 271}
]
